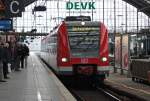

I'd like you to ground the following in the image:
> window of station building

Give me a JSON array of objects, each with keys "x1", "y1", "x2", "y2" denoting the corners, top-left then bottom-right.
[
  {"x1": 126, "y1": 4, "x2": 137, "y2": 32},
  {"x1": 138, "y1": 12, "x2": 149, "y2": 30}
]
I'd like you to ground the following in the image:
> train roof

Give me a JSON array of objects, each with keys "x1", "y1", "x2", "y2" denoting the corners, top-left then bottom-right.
[
  {"x1": 65, "y1": 21, "x2": 100, "y2": 27},
  {"x1": 64, "y1": 16, "x2": 91, "y2": 21},
  {"x1": 42, "y1": 21, "x2": 104, "y2": 41}
]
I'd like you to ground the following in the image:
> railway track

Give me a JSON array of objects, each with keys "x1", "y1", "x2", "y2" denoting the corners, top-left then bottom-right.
[
  {"x1": 64, "y1": 79, "x2": 121, "y2": 101},
  {"x1": 68, "y1": 82, "x2": 146, "y2": 101},
  {"x1": 97, "y1": 87, "x2": 121, "y2": 101},
  {"x1": 102, "y1": 84, "x2": 147, "y2": 101},
  {"x1": 70, "y1": 86, "x2": 121, "y2": 101}
]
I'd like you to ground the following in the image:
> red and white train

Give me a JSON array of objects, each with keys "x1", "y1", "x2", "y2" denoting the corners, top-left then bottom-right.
[{"x1": 40, "y1": 16, "x2": 110, "y2": 82}]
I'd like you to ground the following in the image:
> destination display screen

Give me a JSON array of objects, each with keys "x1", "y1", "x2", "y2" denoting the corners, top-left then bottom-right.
[
  {"x1": 0, "y1": 19, "x2": 13, "y2": 31},
  {"x1": 65, "y1": 16, "x2": 91, "y2": 21},
  {"x1": 68, "y1": 26, "x2": 99, "y2": 32}
]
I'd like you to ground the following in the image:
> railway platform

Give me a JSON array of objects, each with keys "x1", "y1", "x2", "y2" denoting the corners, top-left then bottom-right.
[
  {"x1": 106, "y1": 69, "x2": 150, "y2": 101},
  {"x1": 0, "y1": 52, "x2": 76, "y2": 101}
]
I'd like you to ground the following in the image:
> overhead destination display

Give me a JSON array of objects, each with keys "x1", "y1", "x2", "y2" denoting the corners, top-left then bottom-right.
[{"x1": 68, "y1": 26, "x2": 99, "y2": 32}]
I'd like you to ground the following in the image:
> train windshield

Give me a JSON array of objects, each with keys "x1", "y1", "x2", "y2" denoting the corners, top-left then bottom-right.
[{"x1": 67, "y1": 25, "x2": 100, "y2": 57}]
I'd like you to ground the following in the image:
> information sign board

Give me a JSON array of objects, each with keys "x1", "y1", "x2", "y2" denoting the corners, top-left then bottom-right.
[{"x1": 0, "y1": 19, "x2": 13, "y2": 31}]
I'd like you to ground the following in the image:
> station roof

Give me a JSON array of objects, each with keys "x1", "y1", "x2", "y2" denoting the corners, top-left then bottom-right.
[
  {"x1": 23, "y1": 0, "x2": 150, "y2": 17},
  {"x1": 23, "y1": 0, "x2": 37, "y2": 7},
  {"x1": 123, "y1": 0, "x2": 150, "y2": 16}
]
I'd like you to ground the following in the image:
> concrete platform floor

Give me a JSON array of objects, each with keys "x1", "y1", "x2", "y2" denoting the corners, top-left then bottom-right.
[
  {"x1": 106, "y1": 69, "x2": 150, "y2": 101},
  {"x1": 0, "y1": 52, "x2": 76, "y2": 101}
]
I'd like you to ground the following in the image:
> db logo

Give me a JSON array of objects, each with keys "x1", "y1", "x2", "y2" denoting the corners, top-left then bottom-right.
[{"x1": 81, "y1": 58, "x2": 88, "y2": 63}]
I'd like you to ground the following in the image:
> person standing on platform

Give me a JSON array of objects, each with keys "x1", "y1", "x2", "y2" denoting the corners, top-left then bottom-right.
[
  {"x1": 14, "y1": 43, "x2": 22, "y2": 71},
  {"x1": 3, "y1": 43, "x2": 11, "y2": 79},
  {"x1": 24, "y1": 44, "x2": 29, "y2": 68},
  {"x1": 0, "y1": 38, "x2": 6, "y2": 82},
  {"x1": 10, "y1": 42, "x2": 15, "y2": 71},
  {"x1": 20, "y1": 44, "x2": 25, "y2": 69}
]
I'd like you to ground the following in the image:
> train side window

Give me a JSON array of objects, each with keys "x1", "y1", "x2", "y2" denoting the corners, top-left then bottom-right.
[{"x1": 48, "y1": 34, "x2": 57, "y2": 55}]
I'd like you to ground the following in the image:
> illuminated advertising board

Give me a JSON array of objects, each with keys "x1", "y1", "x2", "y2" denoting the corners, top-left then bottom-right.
[
  {"x1": 122, "y1": 35, "x2": 129, "y2": 70},
  {"x1": 115, "y1": 36, "x2": 121, "y2": 69}
]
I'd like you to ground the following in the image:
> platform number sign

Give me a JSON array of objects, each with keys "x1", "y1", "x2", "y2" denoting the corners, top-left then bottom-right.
[{"x1": 3, "y1": 0, "x2": 24, "y2": 17}]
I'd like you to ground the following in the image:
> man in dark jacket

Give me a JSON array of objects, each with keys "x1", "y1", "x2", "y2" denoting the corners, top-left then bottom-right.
[
  {"x1": 14, "y1": 43, "x2": 22, "y2": 71},
  {"x1": 0, "y1": 38, "x2": 6, "y2": 82},
  {"x1": 20, "y1": 44, "x2": 25, "y2": 69},
  {"x1": 20, "y1": 44, "x2": 29, "y2": 68},
  {"x1": 3, "y1": 43, "x2": 11, "y2": 79},
  {"x1": 24, "y1": 44, "x2": 29, "y2": 67}
]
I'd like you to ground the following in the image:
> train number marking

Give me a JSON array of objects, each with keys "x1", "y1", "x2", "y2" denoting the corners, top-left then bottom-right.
[{"x1": 81, "y1": 58, "x2": 88, "y2": 63}]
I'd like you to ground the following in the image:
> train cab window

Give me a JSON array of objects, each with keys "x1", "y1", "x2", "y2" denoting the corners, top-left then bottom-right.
[{"x1": 48, "y1": 34, "x2": 57, "y2": 54}]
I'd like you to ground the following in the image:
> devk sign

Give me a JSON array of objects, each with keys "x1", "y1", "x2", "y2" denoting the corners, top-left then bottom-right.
[{"x1": 66, "y1": 2, "x2": 96, "y2": 10}]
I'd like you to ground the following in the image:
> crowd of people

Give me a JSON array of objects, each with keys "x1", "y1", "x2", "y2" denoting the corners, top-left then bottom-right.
[{"x1": 0, "y1": 37, "x2": 29, "y2": 82}]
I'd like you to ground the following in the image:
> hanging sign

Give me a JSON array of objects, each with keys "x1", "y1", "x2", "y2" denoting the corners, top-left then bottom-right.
[
  {"x1": 3, "y1": 0, "x2": 24, "y2": 17},
  {"x1": 0, "y1": 19, "x2": 13, "y2": 31}
]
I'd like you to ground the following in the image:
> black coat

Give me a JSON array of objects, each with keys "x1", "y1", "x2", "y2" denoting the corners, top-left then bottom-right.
[
  {"x1": 24, "y1": 45, "x2": 29, "y2": 56},
  {"x1": 3, "y1": 47, "x2": 11, "y2": 63},
  {"x1": 13, "y1": 45, "x2": 23, "y2": 59},
  {"x1": 0, "y1": 46, "x2": 3, "y2": 61}
]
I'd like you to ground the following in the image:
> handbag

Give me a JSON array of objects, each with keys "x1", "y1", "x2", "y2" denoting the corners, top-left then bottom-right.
[{"x1": 8, "y1": 63, "x2": 11, "y2": 73}]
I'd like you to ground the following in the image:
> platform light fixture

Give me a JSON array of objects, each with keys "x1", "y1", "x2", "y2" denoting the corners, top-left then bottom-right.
[
  {"x1": 37, "y1": 15, "x2": 43, "y2": 17},
  {"x1": 33, "y1": 6, "x2": 47, "y2": 12},
  {"x1": 131, "y1": 34, "x2": 136, "y2": 37}
]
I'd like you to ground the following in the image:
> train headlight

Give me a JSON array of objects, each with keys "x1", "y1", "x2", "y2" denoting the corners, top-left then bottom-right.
[
  {"x1": 62, "y1": 58, "x2": 68, "y2": 62},
  {"x1": 102, "y1": 57, "x2": 107, "y2": 62}
]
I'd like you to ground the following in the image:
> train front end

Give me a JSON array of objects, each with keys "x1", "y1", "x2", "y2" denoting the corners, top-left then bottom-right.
[{"x1": 58, "y1": 21, "x2": 110, "y2": 81}]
